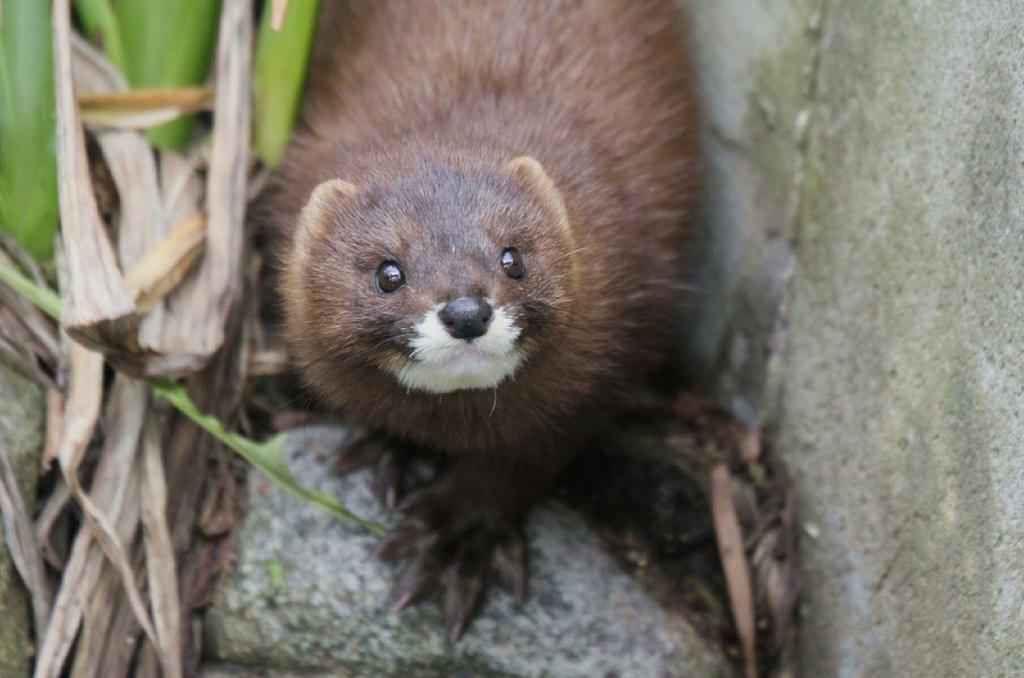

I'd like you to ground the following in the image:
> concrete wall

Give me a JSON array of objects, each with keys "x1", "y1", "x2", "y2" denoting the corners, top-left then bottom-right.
[{"x1": 690, "y1": 0, "x2": 1024, "y2": 675}]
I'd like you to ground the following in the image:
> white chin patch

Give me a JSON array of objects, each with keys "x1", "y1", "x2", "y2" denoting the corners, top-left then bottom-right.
[{"x1": 391, "y1": 306, "x2": 523, "y2": 394}]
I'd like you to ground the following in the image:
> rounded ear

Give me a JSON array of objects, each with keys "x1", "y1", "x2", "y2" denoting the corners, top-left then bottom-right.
[
  {"x1": 506, "y1": 156, "x2": 573, "y2": 241},
  {"x1": 298, "y1": 178, "x2": 358, "y2": 240}
]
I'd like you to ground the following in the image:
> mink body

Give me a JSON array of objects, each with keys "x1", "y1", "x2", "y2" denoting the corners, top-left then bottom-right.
[{"x1": 260, "y1": 0, "x2": 698, "y2": 637}]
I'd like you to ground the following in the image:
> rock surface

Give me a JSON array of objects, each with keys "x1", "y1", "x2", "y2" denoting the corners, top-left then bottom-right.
[
  {"x1": 0, "y1": 361, "x2": 44, "y2": 676},
  {"x1": 204, "y1": 426, "x2": 729, "y2": 677}
]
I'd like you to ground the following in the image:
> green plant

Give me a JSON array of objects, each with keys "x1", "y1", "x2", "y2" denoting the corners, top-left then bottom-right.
[
  {"x1": 74, "y1": 0, "x2": 127, "y2": 74},
  {"x1": 0, "y1": 0, "x2": 59, "y2": 260},
  {"x1": 253, "y1": 0, "x2": 321, "y2": 167},
  {"x1": 78, "y1": 1, "x2": 223, "y2": 149}
]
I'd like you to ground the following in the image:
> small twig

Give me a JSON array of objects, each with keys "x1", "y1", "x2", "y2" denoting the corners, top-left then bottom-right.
[{"x1": 711, "y1": 463, "x2": 758, "y2": 678}]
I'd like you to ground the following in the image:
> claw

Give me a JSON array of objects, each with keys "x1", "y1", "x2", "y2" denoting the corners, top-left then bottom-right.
[
  {"x1": 374, "y1": 520, "x2": 424, "y2": 561},
  {"x1": 396, "y1": 485, "x2": 430, "y2": 515},
  {"x1": 442, "y1": 561, "x2": 486, "y2": 643},
  {"x1": 391, "y1": 548, "x2": 436, "y2": 613},
  {"x1": 355, "y1": 442, "x2": 445, "y2": 514},
  {"x1": 373, "y1": 452, "x2": 403, "y2": 509},
  {"x1": 493, "y1": 532, "x2": 528, "y2": 603},
  {"x1": 396, "y1": 486, "x2": 452, "y2": 529}
]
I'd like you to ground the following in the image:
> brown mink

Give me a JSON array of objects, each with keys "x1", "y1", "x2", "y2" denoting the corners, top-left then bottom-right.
[{"x1": 259, "y1": 0, "x2": 698, "y2": 639}]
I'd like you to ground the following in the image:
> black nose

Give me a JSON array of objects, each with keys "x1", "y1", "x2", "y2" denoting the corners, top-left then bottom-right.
[{"x1": 438, "y1": 297, "x2": 493, "y2": 340}]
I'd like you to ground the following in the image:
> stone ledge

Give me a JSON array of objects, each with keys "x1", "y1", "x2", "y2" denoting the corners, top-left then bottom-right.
[{"x1": 204, "y1": 425, "x2": 728, "y2": 677}]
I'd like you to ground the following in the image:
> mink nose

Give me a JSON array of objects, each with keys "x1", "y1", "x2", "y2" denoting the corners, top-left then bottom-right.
[{"x1": 438, "y1": 297, "x2": 493, "y2": 340}]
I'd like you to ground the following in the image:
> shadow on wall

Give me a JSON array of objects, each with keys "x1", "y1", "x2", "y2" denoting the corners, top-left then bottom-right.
[{"x1": 675, "y1": 0, "x2": 819, "y2": 423}]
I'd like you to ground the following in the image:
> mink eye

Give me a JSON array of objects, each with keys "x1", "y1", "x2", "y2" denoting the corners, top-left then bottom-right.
[
  {"x1": 375, "y1": 261, "x2": 405, "y2": 293},
  {"x1": 500, "y1": 247, "x2": 525, "y2": 279}
]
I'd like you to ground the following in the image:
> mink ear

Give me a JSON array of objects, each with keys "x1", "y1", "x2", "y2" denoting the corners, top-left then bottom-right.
[
  {"x1": 506, "y1": 156, "x2": 573, "y2": 240},
  {"x1": 298, "y1": 178, "x2": 358, "y2": 240}
]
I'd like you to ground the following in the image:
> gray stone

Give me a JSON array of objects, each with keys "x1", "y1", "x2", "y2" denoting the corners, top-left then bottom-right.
[
  {"x1": 0, "y1": 360, "x2": 44, "y2": 676},
  {"x1": 204, "y1": 426, "x2": 728, "y2": 677}
]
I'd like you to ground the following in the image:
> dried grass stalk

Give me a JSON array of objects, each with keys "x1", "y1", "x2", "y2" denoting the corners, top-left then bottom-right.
[
  {"x1": 33, "y1": 344, "x2": 106, "y2": 678},
  {"x1": 79, "y1": 86, "x2": 214, "y2": 129},
  {"x1": 93, "y1": 585, "x2": 145, "y2": 677},
  {"x1": 72, "y1": 34, "x2": 213, "y2": 378},
  {"x1": 155, "y1": 148, "x2": 228, "y2": 378},
  {"x1": 52, "y1": 0, "x2": 139, "y2": 350},
  {"x1": 123, "y1": 214, "x2": 207, "y2": 314},
  {"x1": 34, "y1": 478, "x2": 72, "y2": 569},
  {"x1": 35, "y1": 518, "x2": 124, "y2": 678},
  {"x1": 71, "y1": 564, "x2": 135, "y2": 678},
  {"x1": 72, "y1": 33, "x2": 172, "y2": 376},
  {"x1": 102, "y1": 130, "x2": 165, "y2": 301},
  {"x1": 140, "y1": 414, "x2": 184, "y2": 678},
  {"x1": 70, "y1": 15, "x2": 251, "y2": 378},
  {"x1": 183, "y1": 0, "x2": 251, "y2": 357},
  {"x1": 32, "y1": 360, "x2": 156, "y2": 678},
  {"x1": 56, "y1": 375, "x2": 164, "y2": 666}
]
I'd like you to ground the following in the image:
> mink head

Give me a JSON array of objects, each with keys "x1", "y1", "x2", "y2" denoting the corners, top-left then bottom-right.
[{"x1": 281, "y1": 155, "x2": 577, "y2": 395}]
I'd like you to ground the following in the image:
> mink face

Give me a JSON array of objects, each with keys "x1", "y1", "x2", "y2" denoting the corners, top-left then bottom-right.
[{"x1": 282, "y1": 156, "x2": 576, "y2": 397}]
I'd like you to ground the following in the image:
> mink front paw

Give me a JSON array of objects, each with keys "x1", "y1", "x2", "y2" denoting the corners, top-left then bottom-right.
[
  {"x1": 333, "y1": 430, "x2": 441, "y2": 510},
  {"x1": 374, "y1": 480, "x2": 529, "y2": 641}
]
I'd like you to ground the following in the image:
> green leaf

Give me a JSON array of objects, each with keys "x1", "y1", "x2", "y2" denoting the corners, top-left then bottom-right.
[
  {"x1": 114, "y1": 0, "x2": 223, "y2": 149},
  {"x1": 0, "y1": 257, "x2": 62, "y2": 320},
  {"x1": 150, "y1": 381, "x2": 386, "y2": 536},
  {"x1": 0, "y1": 0, "x2": 59, "y2": 260},
  {"x1": 253, "y1": 0, "x2": 320, "y2": 167},
  {"x1": 73, "y1": 0, "x2": 128, "y2": 75}
]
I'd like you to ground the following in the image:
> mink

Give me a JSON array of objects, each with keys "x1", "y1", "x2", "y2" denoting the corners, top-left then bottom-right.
[{"x1": 259, "y1": 0, "x2": 698, "y2": 639}]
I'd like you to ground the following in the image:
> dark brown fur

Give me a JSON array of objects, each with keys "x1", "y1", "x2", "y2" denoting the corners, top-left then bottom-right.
[{"x1": 259, "y1": 0, "x2": 699, "y2": 637}]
